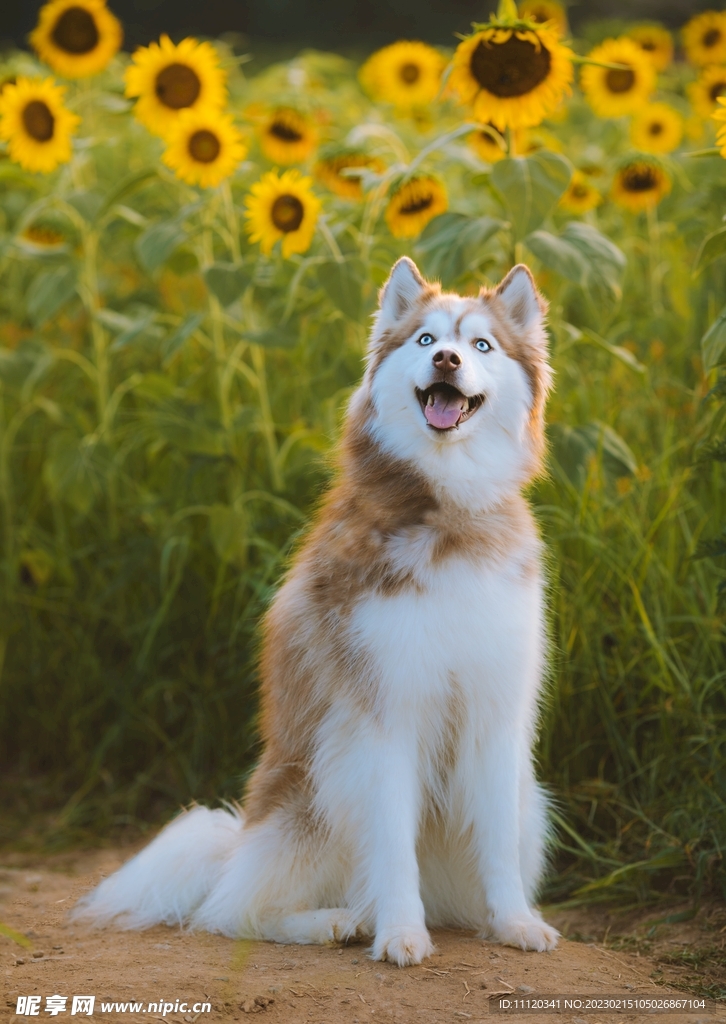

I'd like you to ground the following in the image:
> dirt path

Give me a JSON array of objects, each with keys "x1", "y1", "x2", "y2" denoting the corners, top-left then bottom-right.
[{"x1": 1, "y1": 847, "x2": 724, "y2": 1023}]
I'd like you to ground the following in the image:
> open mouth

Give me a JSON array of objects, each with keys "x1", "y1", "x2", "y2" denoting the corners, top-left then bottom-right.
[{"x1": 415, "y1": 382, "x2": 484, "y2": 431}]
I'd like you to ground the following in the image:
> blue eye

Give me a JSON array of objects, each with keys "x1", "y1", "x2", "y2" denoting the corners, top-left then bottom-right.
[
  {"x1": 475, "y1": 339, "x2": 492, "y2": 352},
  {"x1": 418, "y1": 333, "x2": 434, "y2": 346}
]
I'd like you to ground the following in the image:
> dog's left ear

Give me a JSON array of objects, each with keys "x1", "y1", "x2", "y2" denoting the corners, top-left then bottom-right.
[
  {"x1": 374, "y1": 256, "x2": 427, "y2": 335},
  {"x1": 492, "y1": 264, "x2": 547, "y2": 331}
]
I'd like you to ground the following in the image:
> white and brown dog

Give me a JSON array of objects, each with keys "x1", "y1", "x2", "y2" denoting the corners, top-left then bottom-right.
[{"x1": 74, "y1": 257, "x2": 558, "y2": 965}]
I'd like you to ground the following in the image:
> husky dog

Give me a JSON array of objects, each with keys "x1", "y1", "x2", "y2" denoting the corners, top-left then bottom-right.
[{"x1": 74, "y1": 257, "x2": 558, "y2": 965}]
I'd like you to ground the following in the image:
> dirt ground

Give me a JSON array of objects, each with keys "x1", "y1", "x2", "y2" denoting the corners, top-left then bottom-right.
[{"x1": 1, "y1": 846, "x2": 725, "y2": 1024}]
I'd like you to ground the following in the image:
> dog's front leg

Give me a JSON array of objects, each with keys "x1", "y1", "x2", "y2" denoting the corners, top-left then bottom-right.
[
  {"x1": 470, "y1": 727, "x2": 559, "y2": 952},
  {"x1": 355, "y1": 731, "x2": 434, "y2": 966}
]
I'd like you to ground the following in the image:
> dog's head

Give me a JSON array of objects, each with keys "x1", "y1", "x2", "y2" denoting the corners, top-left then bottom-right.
[{"x1": 351, "y1": 257, "x2": 552, "y2": 508}]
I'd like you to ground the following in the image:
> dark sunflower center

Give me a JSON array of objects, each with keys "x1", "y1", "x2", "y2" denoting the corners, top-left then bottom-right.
[
  {"x1": 271, "y1": 194, "x2": 304, "y2": 232},
  {"x1": 155, "y1": 63, "x2": 201, "y2": 110},
  {"x1": 188, "y1": 129, "x2": 220, "y2": 163},
  {"x1": 399, "y1": 62, "x2": 421, "y2": 84},
  {"x1": 710, "y1": 80, "x2": 726, "y2": 102},
  {"x1": 571, "y1": 184, "x2": 588, "y2": 198},
  {"x1": 640, "y1": 40, "x2": 656, "y2": 51},
  {"x1": 470, "y1": 35, "x2": 552, "y2": 98},
  {"x1": 605, "y1": 67, "x2": 636, "y2": 93},
  {"x1": 23, "y1": 101, "x2": 55, "y2": 142},
  {"x1": 51, "y1": 7, "x2": 99, "y2": 55},
  {"x1": 703, "y1": 28, "x2": 721, "y2": 48},
  {"x1": 649, "y1": 121, "x2": 664, "y2": 135},
  {"x1": 623, "y1": 167, "x2": 656, "y2": 192},
  {"x1": 401, "y1": 195, "x2": 433, "y2": 215},
  {"x1": 269, "y1": 120, "x2": 303, "y2": 143}
]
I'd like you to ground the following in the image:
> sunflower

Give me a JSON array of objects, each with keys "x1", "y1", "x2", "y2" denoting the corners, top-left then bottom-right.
[
  {"x1": 714, "y1": 96, "x2": 726, "y2": 154},
  {"x1": 314, "y1": 151, "x2": 384, "y2": 200},
  {"x1": 359, "y1": 41, "x2": 445, "y2": 111},
  {"x1": 517, "y1": 0, "x2": 568, "y2": 38},
  {"x1": 162, "y1": 108, "x2": 247, "y2": 189},
  {"x1": 627, "y1": 24, "x2": 674, "y2": 72},
  {"x1": 125, "y1": 35, "x2": 226, "y2": 138},
  {"x1": 683, "y1": 11, "x2": 726, "y2": 68},
  {"x1": 468, "y1": 124, "x2": 507, "y2": 163},
  {"x1": 385, "y1": 176, "x2": 447, "y2": 239},
  {"x1": 580, "y1": 38, "x2": 655, "y2": 119},
  {"x1": 245, "y1": 169, "x2": 321, "y2": 257},
  {"x1": 30, "y1": 0, "x2": 122, "y2": 79},
  {"x1": 688, "y1": 65, "x2": 726, "y2": 120},
  {"x1": 450, "y1": 24, "x2": 574, "y2": 131},
  {"x1": 0, "y1": 76, "x2": 80, "y2": 173},
  {"x1": 259, "y1": 108, "x2": 317, "y2": 165},
  {"x1": 18, "y1": 223, "x2": 67, "y2": 253},
  {"x1": 630, "y1": 102, "x2": 683, "y2": 154},
  {"x1": 611, "y1": 157, "x2": 671, "y2": 213},
  {"x1": 559, "y1": 170, "x2": 602, "y2": 213}
]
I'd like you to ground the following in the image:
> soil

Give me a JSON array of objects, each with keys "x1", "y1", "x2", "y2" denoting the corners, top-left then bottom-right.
[{"x1": 1, "y1": 846, "x2": 725, "y2": 1024}]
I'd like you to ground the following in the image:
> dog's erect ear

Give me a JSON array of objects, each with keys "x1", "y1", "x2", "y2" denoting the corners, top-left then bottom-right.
[
  {"x1": 493, "y1": 264, "x2": 547, "y2": 331},
  {"x1": 375, "y1": 257, "x2": 427, "y2": 334}
]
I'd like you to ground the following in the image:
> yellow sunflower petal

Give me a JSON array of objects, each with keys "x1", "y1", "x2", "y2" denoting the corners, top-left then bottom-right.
[
  {"x1": 259, "y1": 108, "x2": 317, "y2": 165},
  {"x1": 385, "y1": 176, "x2": 447, "y2": 239},
  {"x1": 125, "y1": 34, "x2": 227, "y2": 139},
  {"x1": 630, "y1": 102, "x2": 683, "y2": 154},
  {"x1": 449, "y1": 24, "x2": 574, "y2": 131},
  {"x1": 580, "y1": 37, "x2": 656, "y2": 118},
  {"x1": 314, "y1": 152, "x2": 385, "y2": 199},
  {"x1": 359, "y1": 41, "x2": 446, "y2": 111},
  {"x1": 627, "y1": 23, "x2": 674, "y2": 72},
  {"x1": 0, "y1": 76, "x2": 80, "y2": 173},
  {"x1": 244, "y1": 169, "x2": 321, "y2": 258},
  {"x1": 559, "y1": 170, "x2": 602, "y2": 213},
  {"x1": 683, "y1": 10, "x2": 726, "y2": 68},
  {"x1": 517, "y1": 0, "x2": 568, "y2": 38},
  {"x1": 611, "y1": 158, "x2": 671, "y2": 212},
  {"x1": 162, "y1": 107, "x2": 247, "y2": 189},
  {"x1": 30, "y1": 0, "x2": 122, "y2": 79},
  {"x1": 688, "y1": 65, "x2": 726, "y2": 120}
]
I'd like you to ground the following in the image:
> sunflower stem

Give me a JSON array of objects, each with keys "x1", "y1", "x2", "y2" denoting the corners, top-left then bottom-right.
[
  {"x1": 220, "y1": 179, "x2": 241, "y2": 263},
  {"x1": 647, "y1": 204, "x2": 663, "y2": 314},
  {"x1": 250, "y1": 344, "x2": 284, "y2": 492},
  {"x1": 319, "y1": 216, "x2": 344, "y2": 263}
]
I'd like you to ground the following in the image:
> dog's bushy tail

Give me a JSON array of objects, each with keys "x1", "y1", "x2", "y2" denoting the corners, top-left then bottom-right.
[{"x1": 72, "y1": 804, "x2": 243, "y2": 929}]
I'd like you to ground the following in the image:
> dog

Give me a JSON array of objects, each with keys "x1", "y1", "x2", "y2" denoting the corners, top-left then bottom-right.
[{"x1": 74, "y1": 257, "x2": 559, "y2": 966}]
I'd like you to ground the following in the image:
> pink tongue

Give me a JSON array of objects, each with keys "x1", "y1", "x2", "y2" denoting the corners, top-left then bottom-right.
[{"x1": 424, "y1": 391, "x2": 466, "y2": 429}]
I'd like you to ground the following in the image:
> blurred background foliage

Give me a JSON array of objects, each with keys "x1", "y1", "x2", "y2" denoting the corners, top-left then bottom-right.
[{"x1": 0, "y1": 0, "x2": 725, "y2": 916}]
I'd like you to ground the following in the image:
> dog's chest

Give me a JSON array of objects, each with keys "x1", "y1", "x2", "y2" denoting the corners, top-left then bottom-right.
[{"x1": 347, "y1": 535, "x2": 544, "y2": 718}]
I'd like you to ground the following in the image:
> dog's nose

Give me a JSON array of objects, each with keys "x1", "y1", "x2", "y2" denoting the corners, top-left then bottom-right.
[{"x1": 432, "y1": 349, "x2": 461, "y2": 373}]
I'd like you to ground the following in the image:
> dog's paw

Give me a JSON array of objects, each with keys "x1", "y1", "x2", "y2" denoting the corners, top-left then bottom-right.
[
  {"x1": 486, "y1": 914, "x2": 559, "y2": 952},
  {"x1": 372, "y1": 925, "x2": 435, "y2": 967}
]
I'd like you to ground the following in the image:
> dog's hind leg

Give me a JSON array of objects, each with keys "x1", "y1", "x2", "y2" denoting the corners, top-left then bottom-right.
[{"x1": 263, "y1": 909, "x2": 368, "y2": 945}]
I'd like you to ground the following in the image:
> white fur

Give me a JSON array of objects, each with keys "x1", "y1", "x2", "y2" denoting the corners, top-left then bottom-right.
[{"x1": 73, "y1": 261, "x2": 558, "y2": 963}]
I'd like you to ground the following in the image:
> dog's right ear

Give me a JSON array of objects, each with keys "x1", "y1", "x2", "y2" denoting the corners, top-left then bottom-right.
[{"x1": 373, "y1": 257, "x2": 427, "y2": 337}]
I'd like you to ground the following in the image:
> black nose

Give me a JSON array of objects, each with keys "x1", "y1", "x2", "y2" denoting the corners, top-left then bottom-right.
[{"x1": 432, "y1": 349, "x2": 461, "y2": 373}]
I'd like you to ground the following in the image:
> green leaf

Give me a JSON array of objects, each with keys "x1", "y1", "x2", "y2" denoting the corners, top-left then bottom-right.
[
  {"x1": 549, "y1": 421, "x2": 638, "y2": 486},
  {"x1": 701, "y1": 303, "x2": 726, "y2": 370},
  {"x1": 66, "y1": 190, "x2": 104, "y2": 222},
  {"x1": 203, "y1": 262, "x2": 252, "y2": 307},
  {"x1": 694, "y1": 226, "x2": 726, "y2": 275},
  {"x1": 135, "y1": 221, "x2": 186, "y2": 273},
  {"x1": 317, "y1": 258, "x2": 364, "y2": 318},
  {"x1": 491, "y1": 152, "x2": 572, "y2": 240},
  {"x1": 96, "y1": 168, "x2": 157, "y2": 222},
  {"x1": 109, "y1": 311, "x2": 158, "y2": 352},
  {"x1": 208, "y1": 504, "x2": 247, "y2": 566},
  {"x1": 26, "y1": 266, "x2": 77, "y2": 326},
  {"x1": 415, "y1": 213, "x2": 503, "y2": 284},
  {"x1": 163, "y1": 312, "x2": 204, "y2": 364},
  {"x1": 525, "y1": 230, "x2": 588, "y2": 285},
  {"x1": 43, "y1": 432, "x2": 105, "y2": 515},
  {"x1": 560, "y1": 221, "x2": 626, "y2": 303},
  {"x1": 246, "y1": 327, "x2": 300, "y2": 349}
]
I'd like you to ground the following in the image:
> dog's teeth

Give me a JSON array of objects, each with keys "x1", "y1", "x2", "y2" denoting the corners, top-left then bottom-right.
[{"x1": 427, "y1": 393, "x2": 435, "y2": 407}]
